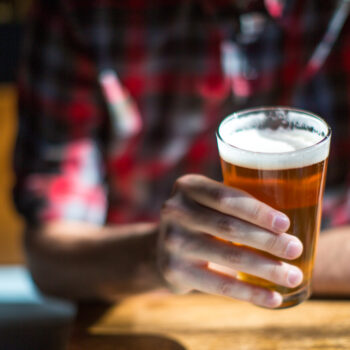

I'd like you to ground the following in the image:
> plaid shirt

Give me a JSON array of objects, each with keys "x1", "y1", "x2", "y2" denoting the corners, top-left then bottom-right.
[{"x1": 14, "y1": 0, "x2": 350, "y2": 228}]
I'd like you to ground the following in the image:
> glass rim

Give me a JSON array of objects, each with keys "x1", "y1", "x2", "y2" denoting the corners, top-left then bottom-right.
[{"x1": 216, "y1": 106, "x2": 332, "y2": 157}]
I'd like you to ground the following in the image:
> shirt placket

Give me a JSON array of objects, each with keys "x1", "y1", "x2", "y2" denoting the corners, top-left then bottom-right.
[{"x1": 221, "y1": 12, "x2": 267, "y2": 102}]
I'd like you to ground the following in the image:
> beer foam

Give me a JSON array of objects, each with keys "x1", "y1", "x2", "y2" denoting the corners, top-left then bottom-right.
[
  {"x1": 225, "y1": 129, "x2": 322, "y2": 153},
  {"x1": 217, "y1": 120, "x2": 331, "y2": 170}
]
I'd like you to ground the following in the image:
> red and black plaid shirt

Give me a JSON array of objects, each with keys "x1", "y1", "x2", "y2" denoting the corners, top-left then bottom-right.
[{"x1": 14, "y1": 0, "x2": 350, "y2": 228}]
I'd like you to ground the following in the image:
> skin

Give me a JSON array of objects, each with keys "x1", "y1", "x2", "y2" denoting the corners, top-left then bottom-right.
[
  {"x1": 24, "y1": 174, "x2": 347, "y2": 308},
  {"x1": 312, "y1": 226, "x2": 350, "y2": 296}
]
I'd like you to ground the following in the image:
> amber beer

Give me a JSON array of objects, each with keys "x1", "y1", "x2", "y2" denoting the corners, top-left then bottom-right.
[{"x1": 216, "y1": 107, "x2": 331, "y2": 308}]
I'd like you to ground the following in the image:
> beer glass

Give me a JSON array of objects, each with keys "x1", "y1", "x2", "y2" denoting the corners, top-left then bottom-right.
[{"x1": 216, "y1": 107, "x2": 331, "y2": 308}]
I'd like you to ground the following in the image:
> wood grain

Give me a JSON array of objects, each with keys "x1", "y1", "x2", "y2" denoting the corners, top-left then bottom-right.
[{"x1": 70, "y1": 292, "x2": 350, "y2": 350}]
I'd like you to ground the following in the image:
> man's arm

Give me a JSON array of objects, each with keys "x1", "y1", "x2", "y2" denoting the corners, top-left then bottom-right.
[
  {"x1": 25, "y1": 175, "x2": 305, "y2": 309},
  {"x1": 25, "y1": 221, "x2": 166, "y2": 301},
  {"x1": 312, "y1": 226, "x2": 350, "y2": 296}
]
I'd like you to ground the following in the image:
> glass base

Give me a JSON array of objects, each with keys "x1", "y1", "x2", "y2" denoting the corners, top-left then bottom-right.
[{"x1": 276, "y1": 285, "x2": 311, "y2": 309}]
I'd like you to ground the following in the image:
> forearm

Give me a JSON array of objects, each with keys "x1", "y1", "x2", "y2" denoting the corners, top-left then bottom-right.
[
  {"x1": 25, "y1": 221, "x2": 166, "y2": 301},
  {"x1": 312, "y1": 226, "x2": 350, "y2": 296}
]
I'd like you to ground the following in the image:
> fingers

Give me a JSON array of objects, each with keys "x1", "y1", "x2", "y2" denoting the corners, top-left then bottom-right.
[
  {"x1": 166, "y1": 229, "x2": 303, "y2": 289},
  {"x1": 159, "y1": 174, "x2": 305, "y2": 308},
  {"x1": 165, "y1": 258, "x2": 283, "y2": 308},
  {"x1": 174, "y1": 174, "x2": 290, "y2": 233},
  {"x1": 163, "y1": 195, "x2": 303, "y2": 260}
]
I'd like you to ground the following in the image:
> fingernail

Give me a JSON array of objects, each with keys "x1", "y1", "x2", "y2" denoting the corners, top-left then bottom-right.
[
  {"x1": 287, "y1": 268, "x2": 303, "y2": 287},
  {"x1": 272, "y1": 214, "x2": 290, "y2": 232},
  {"x1": 286, "y1": 241, "x2": 303, "y2": 259}
]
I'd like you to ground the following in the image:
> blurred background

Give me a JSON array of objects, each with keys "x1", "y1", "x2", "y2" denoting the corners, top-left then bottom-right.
[{"x1": 0, "y1": 0, "x2": 33, "y2": 264}]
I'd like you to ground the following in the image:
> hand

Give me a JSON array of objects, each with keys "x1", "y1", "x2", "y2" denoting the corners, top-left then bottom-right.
[{"x1": 158, "y1": 174, "x2": 303, "y2": 308}]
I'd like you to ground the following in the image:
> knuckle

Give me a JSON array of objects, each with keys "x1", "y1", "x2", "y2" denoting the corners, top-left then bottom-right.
[
  {"x1": 162, "y1": 197, "x2": 185, "y2": 221},
  {"x1": 209, "y1": 186, "x2": 223, "y2": 202},
  {"x1": 216, "y1": 215, "x2": 232, "y2": 232},
  {"x1": 249, "y1": 286, "x2": 263, "y2": 303},
  {"x1": 221, "y1": 195, "x2": 241, "y2": 213},
  {"x1": 226, "y1": 219, "x2": 245, "y2": 241},
  {"x1": 173, "y1": 178, "x2": 183, "y2": 192},
  {"x1": 161, "y1": 260, "x2": 194, "y2": 295},
  {"x1": 163, "y1": 266, "x2": 182, "y2": 290},
  {"x1": 162, "y1": 198, "x2": 176, "y2": 214},
  {"x1": 218, "y1": 280, "x2": 234, "y2": 296},
  {"x1": 175, "y1": 174, "x2": 209, "y2": 195},
  {"x1": 266, "y1": 235, "x2": 280, "y2": 253},
  {"x1": 163, "y1": 225, "x2": 202, "y2": 259},
  {"x1": 161, "y1": 206, "x2": 173, "y2": 222},
  {"x1": 186, "y1": 234, "x2": 211, "y2": 259},
  {"x1": 224, "y1": 247, "x2": 243, "y2": 266},
  {"x1": 249, "y1": 201, "x2": 262, "y2": 221},
  {"x1": 160, "y1": 260, "x2": 172, "y2": 279},
  {"x1": 160, "y1": 255, "x2": 183, "y2": 282},
  {"x1": 174, "y1": 174, "x2": 194, "y2": 190},
  {"x1": 180, "y1": 234, "x2": 197, "y2": 254},
  {"x1": 164, "y1": 228, "x2": 181, "y2": 249},
  {"x1": 268, "y1": 263, "x2": 282, "y2": 283}
]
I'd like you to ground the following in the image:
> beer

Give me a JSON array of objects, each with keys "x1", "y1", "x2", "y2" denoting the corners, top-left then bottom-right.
[{"x1": 216, "y1": 108, "x2": 331, "y2": 308}]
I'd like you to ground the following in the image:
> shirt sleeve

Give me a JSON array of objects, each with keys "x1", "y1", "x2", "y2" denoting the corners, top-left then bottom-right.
[{"x1": 13, "y1": 1, "x2": 108, "y2": 227}]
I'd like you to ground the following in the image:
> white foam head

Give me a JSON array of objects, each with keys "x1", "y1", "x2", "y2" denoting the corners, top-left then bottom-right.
[{"x1": 217, "y1": 109, "x2": 331, "y2": 170}]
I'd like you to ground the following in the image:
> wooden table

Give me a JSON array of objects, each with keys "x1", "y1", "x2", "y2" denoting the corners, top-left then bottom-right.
[
  {"x1": 68, "y1": 292, "x2": 350, "y2": 350},
  {"x1": 2, "y1": 83, "x2": 349, "y2": 349}
]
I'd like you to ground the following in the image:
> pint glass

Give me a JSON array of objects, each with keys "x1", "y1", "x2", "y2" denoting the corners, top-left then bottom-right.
[{"x1": 216, "y1": 107, "x2": 331, "y2": 308}]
